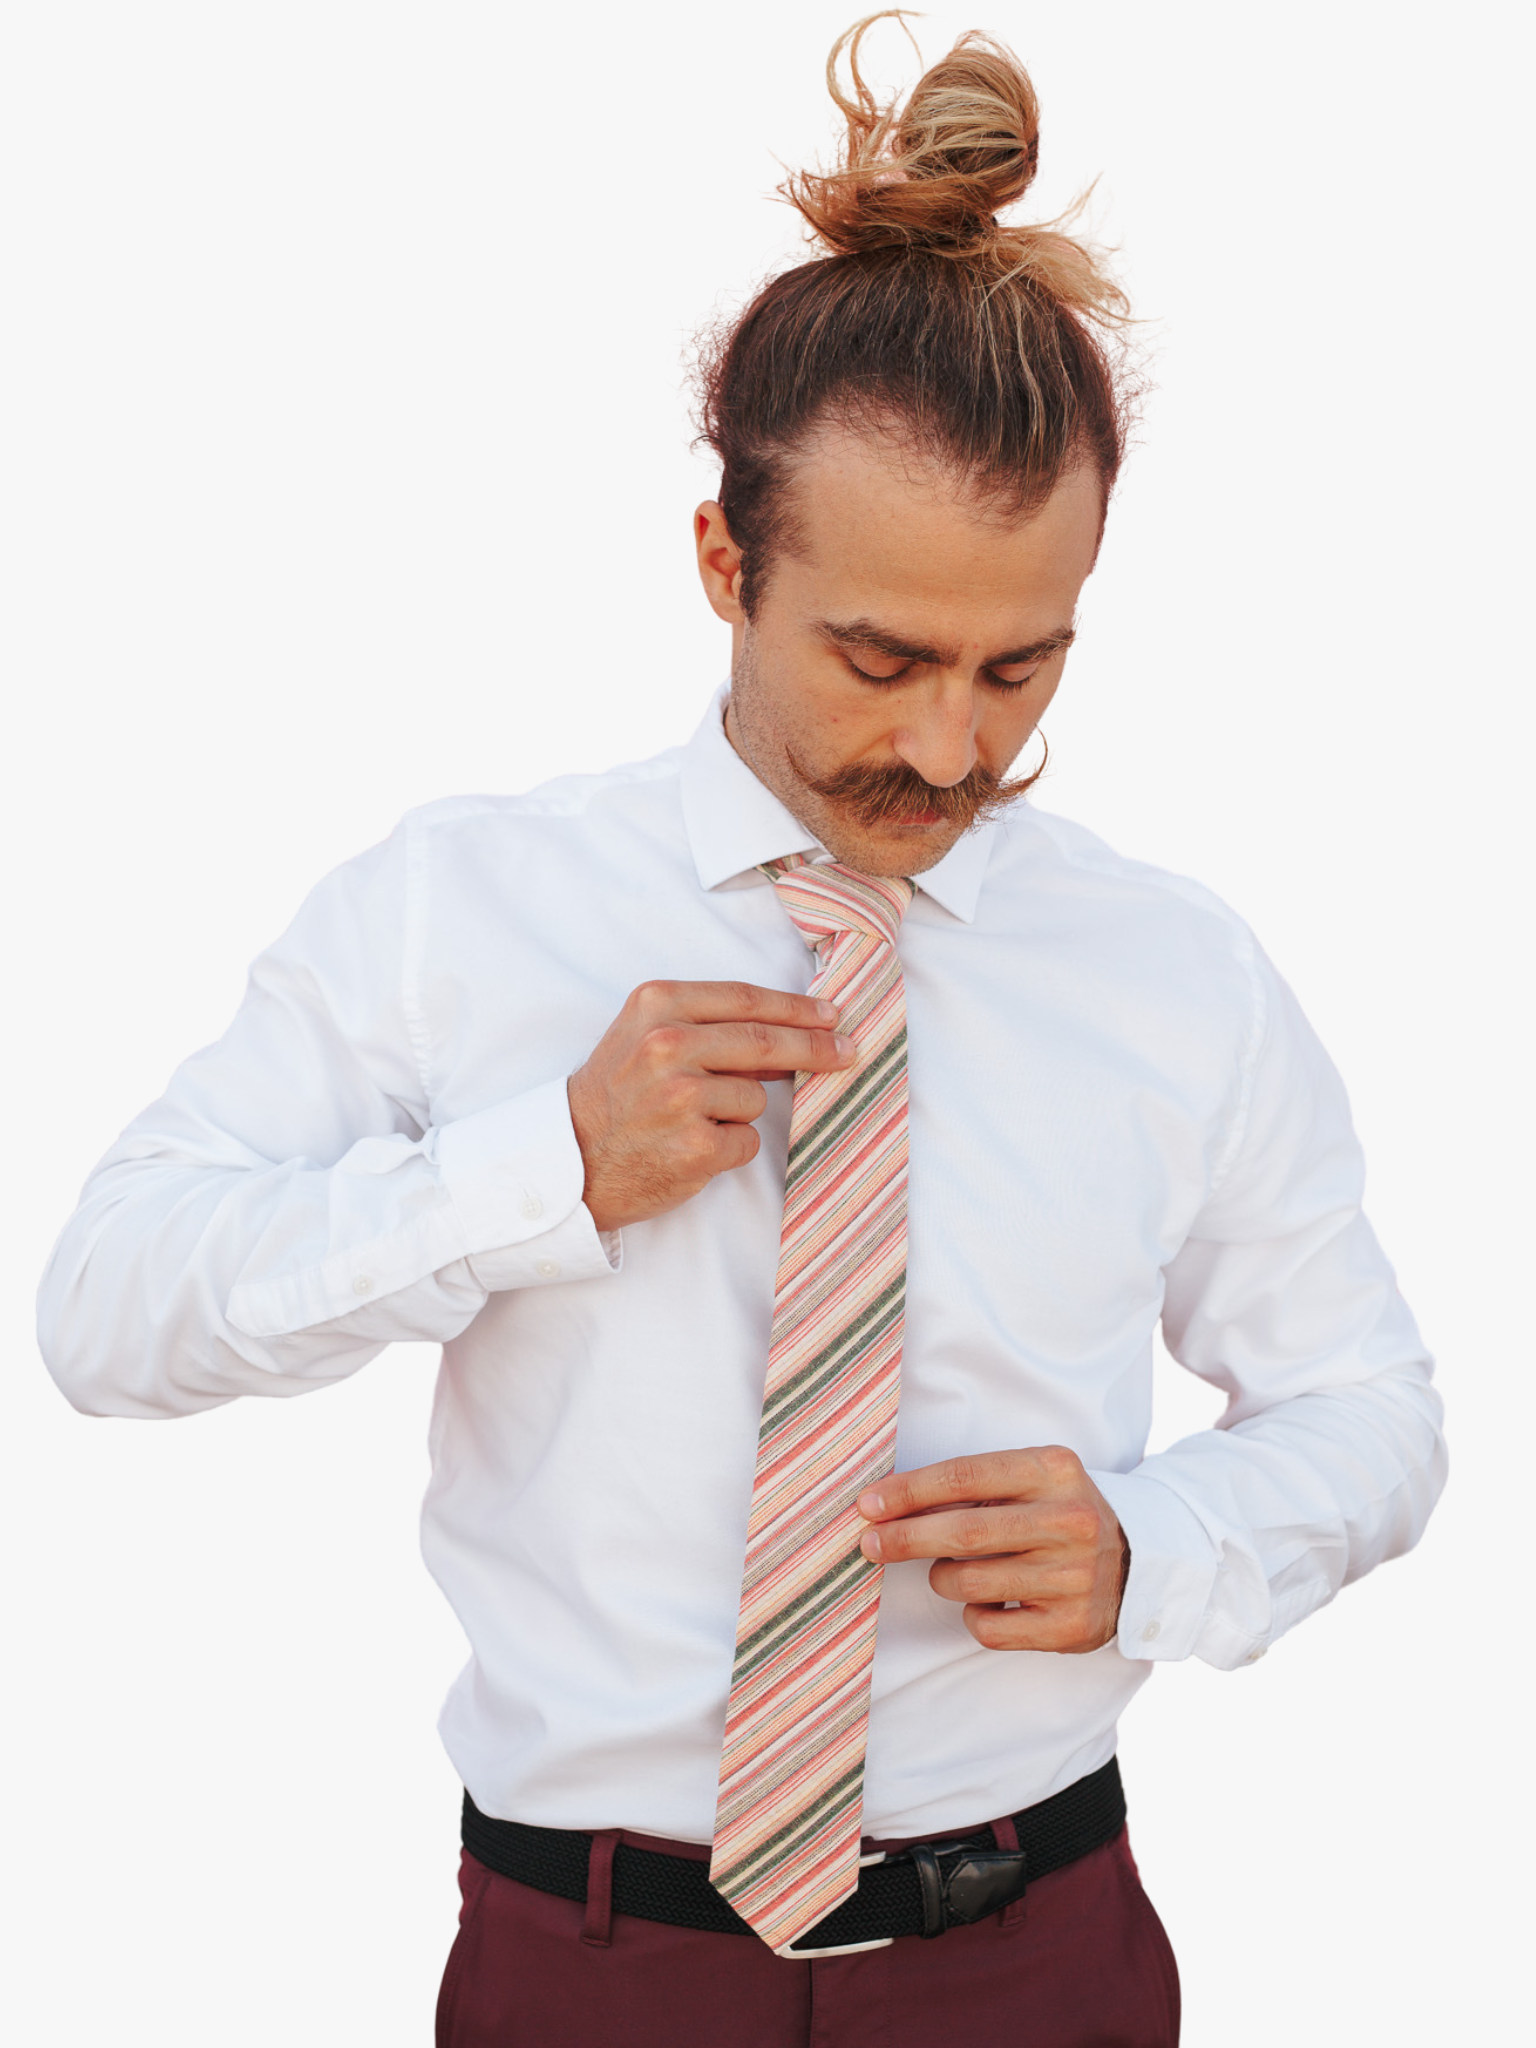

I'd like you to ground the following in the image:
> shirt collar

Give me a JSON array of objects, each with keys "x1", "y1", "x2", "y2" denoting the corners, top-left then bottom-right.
[{"x1": 678, "y1": 684, "x2": 995, "y2": 925}]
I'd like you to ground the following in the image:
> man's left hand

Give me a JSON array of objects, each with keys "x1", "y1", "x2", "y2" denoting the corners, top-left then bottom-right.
[{"x1": 856, "y1": 1447, "x2": 1129, "y2": 1653}]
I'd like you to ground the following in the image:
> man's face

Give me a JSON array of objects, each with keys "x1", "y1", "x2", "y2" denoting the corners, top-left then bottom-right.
[{"x1": 695, "y1": 427, "x2": 1104, "y2": 876}]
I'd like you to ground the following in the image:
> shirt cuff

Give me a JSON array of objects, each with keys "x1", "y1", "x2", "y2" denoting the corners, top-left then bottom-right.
[
  {"x1": 466, "y1": 1204, "x2": 620, "y2": 1291},
  {"x1": 1089, "y1": 1467, "x2": 1224, "y2": 1663},
  {"x1": 436, "y1": 1076, "x2": 621, "y2": 1289}
]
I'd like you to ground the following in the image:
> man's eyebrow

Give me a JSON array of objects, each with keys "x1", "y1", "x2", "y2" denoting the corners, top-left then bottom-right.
[
  {"x1": 987, "y1": 627, "x2": 1077, "y2": 664},
  {"x1": 817, "y1": 618, "x2": 1077, "y2": 667},
  {"x1": 818, "y1": 619, "x2": 957, "y2": 665}
]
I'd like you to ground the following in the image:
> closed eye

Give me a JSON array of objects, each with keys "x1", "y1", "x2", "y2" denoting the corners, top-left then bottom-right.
[{"x1": 843, "y1": 652, "x2": 914, "y2": 685}]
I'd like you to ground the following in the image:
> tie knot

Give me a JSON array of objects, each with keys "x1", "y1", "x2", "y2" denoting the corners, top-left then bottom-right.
[{"x1": 763, "y1": 856, "x2": 914, "y2": 952}]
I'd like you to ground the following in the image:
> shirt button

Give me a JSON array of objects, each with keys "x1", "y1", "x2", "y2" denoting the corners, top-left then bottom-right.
[
  {"x1": 535, "y1": 1259, "x2": 560, "y2": 1280},
  {"x1": 1140, "y1": 1620, "x2": 1161, "y2": 1643},
  {"x1": 521, "y1": 1195, "x2": 545, "y2": 1220},
  {"x1": 1246, "y1": 1647, "x2": 1266, "y2": 1663},
  {"x1": 352, "y1": 1275, "x2": 374, "y2": 1296}
]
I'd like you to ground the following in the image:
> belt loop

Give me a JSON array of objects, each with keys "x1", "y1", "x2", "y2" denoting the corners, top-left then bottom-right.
[
  {"x1": 991, "y1": 1814, "x2": 1026, "y2": 1927},
  {"x1": 910, "y1": 1842, "x2": 945, "y2": 1938},
  {"x1": 581, "y1": 1830, "x2": 620, "y2": 1948}
]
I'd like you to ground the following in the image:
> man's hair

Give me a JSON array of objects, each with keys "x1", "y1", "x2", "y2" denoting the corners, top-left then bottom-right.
[{"x1": 696, "y1": 12, "x2": 1133, "y2": 616}]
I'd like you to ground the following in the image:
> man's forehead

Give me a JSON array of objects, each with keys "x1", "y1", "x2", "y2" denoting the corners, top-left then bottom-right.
[{"x1": 774, "y1": 432, "x2": 1103, "y2": 613}]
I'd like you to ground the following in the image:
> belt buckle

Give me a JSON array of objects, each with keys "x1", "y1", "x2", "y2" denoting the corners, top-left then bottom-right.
[
  {"x1": 911, "y1": 1834, "x2": 1029, "y2": 1938},
  {"x1": 773, "y1": 1852, "x2": 896, "y2": 1960}
]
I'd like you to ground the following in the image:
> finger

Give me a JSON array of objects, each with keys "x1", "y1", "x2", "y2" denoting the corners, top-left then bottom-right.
[
  {"x1": 858, "y1": 1502, "x2": 1048, "y2": 1564},
  {"x1": 632, "y1": 979, "x2": 841, "y2": 1031},
  {"x1": 700, "y1": 1120, "x2": 761, "y2": 1176},
  {"x1": 694, "y1": 1076, "x2": 770, "y2": 1125},
  {"x1": 928, "y1": 1554, "x2": 1095, "y2": 1607},
  {"x1": 691, "y1": 1020, "x2": 856, "y2": 1077},
  {"x1": 963, "y1": 1601, "x2": 1116, "y2": 1655},
  {"x1": 857, "y1": 1447, "x2": 1077, "y2": 1523}
]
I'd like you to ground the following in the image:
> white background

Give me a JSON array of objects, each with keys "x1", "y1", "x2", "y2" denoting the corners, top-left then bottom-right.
[{"x1": 2, "y1": 2, "x2": 1529, "y2": 2041}]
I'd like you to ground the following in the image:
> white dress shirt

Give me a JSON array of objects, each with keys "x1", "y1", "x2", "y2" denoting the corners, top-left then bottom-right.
[{"x1": 39, "y1": 689, "x2": 1447, "y2": 1844}]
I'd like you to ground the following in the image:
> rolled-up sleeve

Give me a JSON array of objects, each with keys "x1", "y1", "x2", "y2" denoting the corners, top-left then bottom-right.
[
  {"x1": 37, "y1": 818, "x2": 618, "y2": 1420},
  {"x1": 1091, "y1": 944, "x2": 1447, "y2": 1670}
]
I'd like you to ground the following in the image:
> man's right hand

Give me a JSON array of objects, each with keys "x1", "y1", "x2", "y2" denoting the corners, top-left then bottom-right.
[{"x1": 567, "y1": 980, "x2": 854, "y2": 1232}]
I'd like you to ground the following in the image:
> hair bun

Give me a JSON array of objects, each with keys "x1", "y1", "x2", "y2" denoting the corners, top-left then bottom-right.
[{"x1": 786, "y1": 13, "x2": 1042, "y2": 259}]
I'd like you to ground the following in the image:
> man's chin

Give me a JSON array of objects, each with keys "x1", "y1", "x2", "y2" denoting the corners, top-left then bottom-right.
[{"x1": 820, "y1": 812, "x2": 969, "y2": 877}]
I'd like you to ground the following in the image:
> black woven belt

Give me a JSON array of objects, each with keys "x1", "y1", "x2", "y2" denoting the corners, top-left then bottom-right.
[{"x1": 462, "y1": 1756, "x2": 1125, "y2": 1951}]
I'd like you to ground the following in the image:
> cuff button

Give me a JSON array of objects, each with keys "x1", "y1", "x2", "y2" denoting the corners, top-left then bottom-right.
[{"x1": 1140, "y1": 1620, "x2": 1161, "y2": 1643}]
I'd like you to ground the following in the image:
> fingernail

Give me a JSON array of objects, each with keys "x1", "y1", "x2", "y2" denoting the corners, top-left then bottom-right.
[
  {"x1": 860, "y1": 1529, "x2": 883, "y2": 1561},
  {"x1": 834, "y1": 1034, "x2": 855, "y2": 1058},
  {"x1": 816, "y1": 1000, "x2": 838, "y2": 1022},
  {"x1": 858, "y1": 1489, "x2": 885, "y2": 1517}
]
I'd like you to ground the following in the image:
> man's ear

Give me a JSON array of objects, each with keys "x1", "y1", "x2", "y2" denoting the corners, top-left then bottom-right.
[{"x1": 694, "y1": 502, "x2": 746, "y2": 624}]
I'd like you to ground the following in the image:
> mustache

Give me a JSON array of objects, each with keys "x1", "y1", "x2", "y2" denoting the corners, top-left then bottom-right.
[{"x1": 788, "y1": 739, "x2": 1046, "y2": 833}]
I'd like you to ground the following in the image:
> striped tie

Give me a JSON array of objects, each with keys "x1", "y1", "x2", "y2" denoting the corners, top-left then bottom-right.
[{"x1": 709, "y1": 854, "x2": 914, "y2": 1954}]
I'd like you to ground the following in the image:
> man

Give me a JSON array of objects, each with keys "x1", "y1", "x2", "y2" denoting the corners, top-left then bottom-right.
[{"x1": 39, "y1": 21, "x2": 1445, "y2": 2046}]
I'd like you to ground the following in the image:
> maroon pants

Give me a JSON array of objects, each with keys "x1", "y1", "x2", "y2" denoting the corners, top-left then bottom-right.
[{"x1": 436, "y1": 1825, "x2": 1179, "y2": 2046}]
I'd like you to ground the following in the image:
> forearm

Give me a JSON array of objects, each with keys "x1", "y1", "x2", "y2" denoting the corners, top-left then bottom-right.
[{"x1": 38, "y1": 1082, "x2": 617, "y2": 1419}]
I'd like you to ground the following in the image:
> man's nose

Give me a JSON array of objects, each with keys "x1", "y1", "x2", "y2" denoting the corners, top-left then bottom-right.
[{"x1": 890, "y1": 677, "x2": 980, "y2": 788}]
